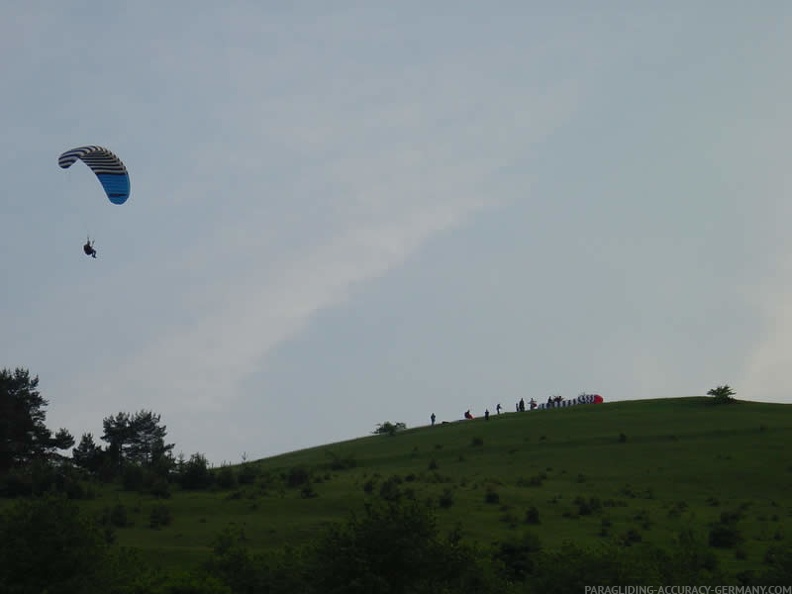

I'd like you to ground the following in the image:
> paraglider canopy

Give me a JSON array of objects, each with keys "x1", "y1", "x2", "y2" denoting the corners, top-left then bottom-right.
[
  {"x1": 593, "y1": 395, "x2": 604, "y2": 404},
  {"x1": 58, "y1": 145, "x2": 130, "y2": 205}
]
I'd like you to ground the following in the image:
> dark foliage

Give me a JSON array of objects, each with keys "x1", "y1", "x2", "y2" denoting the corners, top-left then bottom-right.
[
  {"x1": 179, "y1": 453, "x2": 214, "y2": 490},
  {"x1": 372, "y1": 421, "x2": 407, "y2": 436},
  {"x1": 102, "y1": 410, "x2": 175, "y2": 470},
  {"x1": 707, "y1": 384, "x2": 736, "y2": 404},
  {"x1": 492, "y1": 531, "x2": 542, "y2": 582},
  {"x1": 0, "y1": 495, "x2": 147, "y2": 593},
  {"x1": 0, "y1": 368, "x2": 74, "y2": 476},
  {"x1": 307, "y1": 500, "x2": 494, "y2": 594}
]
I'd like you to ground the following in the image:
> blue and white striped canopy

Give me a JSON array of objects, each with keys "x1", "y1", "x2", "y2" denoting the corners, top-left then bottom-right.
[{"x1": 58, "y1": 145, "x2": 130, "y2": 205}]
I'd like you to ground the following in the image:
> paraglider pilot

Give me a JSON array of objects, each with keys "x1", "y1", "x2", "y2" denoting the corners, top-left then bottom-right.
[{"x1": 83, "y1": 238, "x2": 97, "y2": 258}]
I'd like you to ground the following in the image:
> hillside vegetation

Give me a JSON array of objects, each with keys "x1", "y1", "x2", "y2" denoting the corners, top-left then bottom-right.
[
  {"x1": 93, "y1": 398, "x2": 792, "y2": 569},
  {"x1": 3, "y1": 393, "x2": 792, "y2": 591}
]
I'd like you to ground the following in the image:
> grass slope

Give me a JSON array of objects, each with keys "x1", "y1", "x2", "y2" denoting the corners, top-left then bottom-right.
[{"x1": 84, "y1": 397, "x2": 792, "y2": 573}]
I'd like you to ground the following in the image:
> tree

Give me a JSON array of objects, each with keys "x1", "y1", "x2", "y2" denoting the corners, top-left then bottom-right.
[
  {"x1": 72, "y1": 432, "x2": 106, "y2": 473},
  {"x1": 707, "y1": 385, "x2": 736, "y2": 404},
  {"x1": 0, "y1": 367, "x2": 74, "y2": 475},
  {"x1": 101, "y1": 410, "x2": 174, "y2": 469},
  {"x1": 178, "y1": 453, "x2": 213, "y2": 490}
]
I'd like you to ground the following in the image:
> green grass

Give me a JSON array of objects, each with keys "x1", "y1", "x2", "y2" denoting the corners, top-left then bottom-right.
[{"x1": 39, "y1": 398, "x2": 792, "y2": 573}]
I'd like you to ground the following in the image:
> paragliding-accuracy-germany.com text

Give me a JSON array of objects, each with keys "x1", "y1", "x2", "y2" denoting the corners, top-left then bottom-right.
[{"x1": 583, "y1": 586, "x2": 792, "y2": 594}]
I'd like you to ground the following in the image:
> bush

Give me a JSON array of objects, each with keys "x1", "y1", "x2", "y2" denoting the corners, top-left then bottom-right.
[
  {"x1": 103, "y1": 503, "x2": 130, "y2": 528},
  {"x1": 438, "y1": 487, "x2": 455, "y2": 509},
  {"x1": 709, "y1": 522, "x2": 742, "y2": 548},
  {"x1": 237, "y1": 463, "x2": 257, "y2": 485},
  {"x1": 148, "y1": 476, "x2": 171, "y2": 498},
  {"x1": 518, "y1": 472, "x2": 547, "y2": 487},
  {"x1": 286, "y1": 466, "x2": 310, "y2": 488},
  {"x1": 575, "y1": 496, "x2": 602, "y2": 516},
  {"x1": 484, "y1": 488, "x2": 500, "y2": 505},
  {"x1": 300, "y1": 483, "x2": 318, "y2": 499},
  {"x1": 0, "y1": 495, "x2": 134, "y2": 592},
  {"x1": 362, "y1": 478, "x2": 376, "y2": 494},
  {"x1": 525, "y1": 506, "x2": 540, "y2": 525},
  {"x1": 707, "y1": 385, "x2": 736, "y2": 404},
  {"x1": 617, "y1": 528, "x2": 643, "y2": 546},
  {"x1": 757, "y1": 545, "x2": 792, "y2": 585},
  {"x1": 216, "y1": 466, "x2": 237, "y2": 490},
  {"x1": 122, "y1": 464, "x2": 146, "y2": 491},
  {"x1": 373, "y1": 421, "x2": 407, "y2": 436},
  {"x1": 310, "y1": 500, "x2": 493, "y2": 594},
  {"x1": 492, "y1": 532, "x2": 542, "y2": 581},
  {"x1": 379, "y1": 475, "x2": 403, "y2": 501},
  {"x1": 0, "y1": 460, "x2": 94, "y2": 499},
  {"x1": 179, "y1": 453, "x2": 213, "y2": 490},
  {"x1": 149, "y1": 503, "x2": 172, "y2": 529}
]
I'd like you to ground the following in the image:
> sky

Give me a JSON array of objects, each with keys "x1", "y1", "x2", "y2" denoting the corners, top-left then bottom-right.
[{"x1": 2, "y1": 1, "x2": 791, "y2": 465}]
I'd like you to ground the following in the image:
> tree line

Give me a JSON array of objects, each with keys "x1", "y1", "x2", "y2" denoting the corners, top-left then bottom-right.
[
  {"x1": 3, "y1": 367, "x2": 791, "y2": 592},
  {"x1": 0, "y1": 367, "x2": 214, "y2": 498}
]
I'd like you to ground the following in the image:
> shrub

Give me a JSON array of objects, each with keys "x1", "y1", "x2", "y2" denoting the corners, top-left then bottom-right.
[
  {"x1": 379, "y1": 476, "x2": 403, "y2": 502},
  {"x1": 362, "y1": 478, "x2": 376, "y2": 494},
  {"x1": 373, "y1": 421, "x2": 407, "y2": 436},
  {"x1": 492, "y1": 532, "x2": 542, "y2": 581},
  {"x1": 310, "y1": 500, "x2": 492, "y2": 594},
  {"x1": 149, "y1": 503, "x2": 172, "y2": 529},
  {"x1": 525, "y1": 506, "x2": 540, "y2": 525},
  {"x1": 285, "y1": 466, "x2": 310, "y2": 488},
  {"x1": 617, "y1": 528, "x2": 643, "y2": 546},
  {"x1": 0, "y1": 496, "x2": 144, "y2": 593},
  {"x1": 300, "y1": 483, "x2": 318, "y2": 499},
  {"x1": 709, "y1": 522, "x2": 742, "y2": 548},
  {"x1": 107, "y1": 503, "x2": 130, "y2": 528},
  {"x1": 518, "y1": 473, "x2": 547, "y2": 488},
  {"x1": 179, "y1": 453, "x2": 213, "y2": 490},
  {"x1": 148, "y1": 476, "x2": 171, "y2": 498},
  {"x1": 711, "y1": 511, "x2": 741, "y2": 545},
  {"x1": 438, "y1": 487, "x2": 455, "y2": 509},
  {"x1": 237, "y1": 463, "x2": 257, "y2": 485},
  {"x1": 575, "y1": 496, "x2": 602, "y2": 516},
  {"x1": 707, "y1": 384, "x2": 736, "y2": 404},
  {"x1": 122, "y1": 464, "x2": 146, "y2": 491}
]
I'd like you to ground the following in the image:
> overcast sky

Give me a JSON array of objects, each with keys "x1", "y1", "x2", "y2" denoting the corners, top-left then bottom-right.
[{"x1": 2, "y1": 2, "x2": 791, "y2": 465}]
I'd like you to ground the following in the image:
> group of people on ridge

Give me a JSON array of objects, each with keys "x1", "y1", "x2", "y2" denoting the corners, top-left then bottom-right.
[{"x1": 430, "y1": 395, "x2": 571, "y2": 426}]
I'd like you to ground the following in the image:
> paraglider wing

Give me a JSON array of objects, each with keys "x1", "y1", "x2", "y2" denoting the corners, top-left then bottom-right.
[
  {"x1": 593, "y1": 395, "x2": 604, "y2": 404},
  {"x1": 58, "y1": 145, "x2": 130, "y2": 205}
]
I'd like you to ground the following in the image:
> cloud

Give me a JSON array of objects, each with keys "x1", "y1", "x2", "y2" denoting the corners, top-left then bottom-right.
[{"x1": 59, "y1": 73, "x2": 580, "y2": 446}]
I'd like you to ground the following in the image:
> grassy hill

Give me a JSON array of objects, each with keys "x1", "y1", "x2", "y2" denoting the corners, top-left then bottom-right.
[{"x1": 75, "y1": 397, "x2": 792, "y2": 575}]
